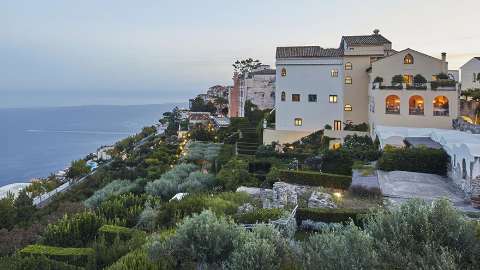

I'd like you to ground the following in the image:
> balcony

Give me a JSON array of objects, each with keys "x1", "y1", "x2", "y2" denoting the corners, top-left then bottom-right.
[
  {"x1": 373, "y1": 81, "x2": 457, "y2": 91},
  {"x1": 386, "y1": 107, "x2": 400, "y2": 114},
  {"x1": 409, "y1": 107, "x2": 424, "y2": 115}
]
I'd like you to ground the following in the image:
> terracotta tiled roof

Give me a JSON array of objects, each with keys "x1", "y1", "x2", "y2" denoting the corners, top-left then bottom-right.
[
  {"x1": 276, "y1": 46, "x2": 343, "y2": 59},
  {"x1": 340, "y1": 34, "x2": 391, "y2": 47}
]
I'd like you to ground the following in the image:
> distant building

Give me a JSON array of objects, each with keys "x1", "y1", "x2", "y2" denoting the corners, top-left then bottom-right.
[
  {"x1": 207, "y1": 85, "x2": 229, "y2": 99},
  {"x1": 240, "y1": 65, "x2": 276, "y2": 111},
  {"x1": 229, "y1": 73, "x2": 242, "y2": 117},
  {"x1": 188, "y1": 112, "x2": 211, "y2": 126},
  {"x1": 460, "y1": 57, "x2": 480, "y2": 90},
  {"x1": 448, "y1": 70, "x2": 459, "y2": 82},
  {"x1": 96, "y1": 146, "x2": 114, "y2": 161}
]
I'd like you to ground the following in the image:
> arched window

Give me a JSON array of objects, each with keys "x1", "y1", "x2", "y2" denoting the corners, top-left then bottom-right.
[
  {"x1": 404, "y1": 54, "x2": 414, "y2": 64},
  {"x1": 281, "y1": 91, "x2": 286, "y2": 101},
  {"x1": 345, "y1": 62, "x2": 352, "y2": 70},
  {"x1": 409, "y1": 95, "x2": 424, "y2": 115},
  {"x1": 433, "y1": 96, "x2": 449, "y2": 116},
  {"x1": 385, "y1": 95, "x2": 400, "y2": 114},
  {"x1": 281, "y1": 68, "x2": 287, "y2": 77}
]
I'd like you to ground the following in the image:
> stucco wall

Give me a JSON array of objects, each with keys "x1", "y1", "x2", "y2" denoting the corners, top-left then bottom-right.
[
  {"x1": 343, "y1": 56, "x2": 371, "y2": 125},
  {"x1": 263, "y1": 128, "x2": 312, "y2": 144},
  {"x1": 460, "y1": 58, "x2": 480, "y2": 90},
  {"x1": 275, "y1": 58, "x2": 344, "y2": 132},
  {"x1": 244, "y1": 74, "x2": 275, "y2": 110}
]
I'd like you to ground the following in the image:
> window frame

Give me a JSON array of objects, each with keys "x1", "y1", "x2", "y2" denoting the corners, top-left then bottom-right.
[
  {"x1": 404, "y1": 54, "x2": 414, "y2": 64},
  {"x1": 308, "y1": 94, "x2": 317, "y2": 102},
  {"x1": 334, "y1": 120, "x2": 342, "y2": 131},
  {"x1": 329, "y1": 95, "x2": 338, "y2": 103},
  {"x1": 291, "y1": 94, "x2": 300, "y2": 102},
  {"x1": 281, "y1": 68, "x2": 287, "y2": 77},
  {"x1": 344, "y1": 104, "x2": 352, "y2": 111},
  {"x1": 330, "y1": 69, "x2": 339, "y2": 77},
  {"x1": 345, "y1": 62, "x2": 352, "y2": 70},
  {"x1": 281, "y1": 91, "x2": 286, "y2": 102},
  {"x1": 345, "y1": 76, "x2": 352, "y2": 84},
  {"x1": 294, "y1": 118, "x2": 303, "y2": 126}
]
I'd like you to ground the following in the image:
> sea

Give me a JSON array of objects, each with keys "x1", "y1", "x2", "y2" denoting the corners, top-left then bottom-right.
[{"x1": 0, "y1": 104, "x2": 184, "y2": 188}]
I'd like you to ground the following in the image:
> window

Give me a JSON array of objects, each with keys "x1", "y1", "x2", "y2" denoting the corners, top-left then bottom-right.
[
  {"x1": 433, "y1": 96, "x2": 449, "y2": 116},
  {"x1": 385, "y1": 95, "x2": 400, "y2": 114},
  {"x1": 281, "y1": 68, "x2": 287, "y2": 77},
  {"x1": 334, "y1": 120, "x2": 342, "y2": 131},
  {"x1": 331, "y1": 69, "x2": 338, "y2": 77},
  {"x1": 403, "y1": 75, "x2": 413, "y2": 86},
  {"x1": 294, "y1": 118, "x2": 303, "y2": 126},
  {"x1": 432, "y1": 75, "x2": 438, "y2": 81},
  {"x1": 344, "y1": 104, "x2": 352, "y2": 111},
  {"x1": 308, "y1": 94, "x2": 317, "y2": 102},
  {"x1": 281, "y1": 91, "x2": 286, "y2": 101},
  {"x1": 345, "y1": 62, "x2": 352, "y2": 70},
  {"x1": 345, "y1": 76, "x2": 352, "y2": 84},
  {"x1": 292, "y1": 94, "x2": 300, "y2": 102},
  {"x1": 329, "y1": 95, "x2": 338, "y2": 103},
  {"x1": 409, "y1": 95, "x2": 424, "y2": 115},
  {"x1": 404, "y1": 54, "x2": 414, "y2": 64}
]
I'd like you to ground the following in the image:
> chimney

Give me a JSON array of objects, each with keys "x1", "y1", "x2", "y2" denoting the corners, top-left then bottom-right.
[
  {"x1": 441, "y1": 52, "x2": 447, "y2": 61},
  {"x1": 373, "y1": 29, "x2": 380, "y2": 35}
]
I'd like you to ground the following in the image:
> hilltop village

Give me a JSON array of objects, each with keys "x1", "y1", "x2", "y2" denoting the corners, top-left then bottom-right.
[{"x1": 1, "y1": 30, "x2": 480, "y2": 269}]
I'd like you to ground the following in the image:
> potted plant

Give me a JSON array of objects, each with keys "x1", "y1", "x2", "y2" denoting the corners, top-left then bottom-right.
[{"x1": 391, "y1": 75, "x2": 404, "y2": 89}]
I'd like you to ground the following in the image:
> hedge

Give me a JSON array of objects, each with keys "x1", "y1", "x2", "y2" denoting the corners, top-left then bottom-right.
[
  {"x1": 235, "y1": 208, "x2": 285, "y2": 224},
  {"x1": 0, "y1": 255, "x2": 82, "y2": 270},
  {"x1": 377, "y1": 147, "x2": 448, "y2": 175},
  {"x1": 278, "y1": 170, "x2": 352, "y2": 189},
  {"x1": 98, "y1": 224, "x2": 145, "y2": 242},
  {"x1": 296, "y1": 208, "x2": 368, "y2": 225},
  {"x1": 105, "y1": 248, "x2": 166, "y2": 270},
  {"x1": 19, "y1": 244, "x2": 95, "y2": 267}
]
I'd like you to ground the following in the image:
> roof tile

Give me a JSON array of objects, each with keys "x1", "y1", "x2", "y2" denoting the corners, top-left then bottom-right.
[{"x1": 276, "y1": 46, "x2": 343, "y2": 58}]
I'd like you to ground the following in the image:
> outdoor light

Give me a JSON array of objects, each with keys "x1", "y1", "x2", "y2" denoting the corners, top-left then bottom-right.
[{"x1": 333, "y1": 192, "x2": 342, "y2": 198}]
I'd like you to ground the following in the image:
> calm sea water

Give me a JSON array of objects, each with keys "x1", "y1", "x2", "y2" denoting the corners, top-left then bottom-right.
[{"x1": 0, "y1": 104, "x2": 184, "y2": 186}]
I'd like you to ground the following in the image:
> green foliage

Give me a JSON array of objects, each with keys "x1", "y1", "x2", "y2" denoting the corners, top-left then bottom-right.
[
  {"x1": 150, "y1": 210, "x2": 242, "y2": 267},
  {"x1": 106, "y1": 248, "x2": 165, "y2": 270},
  {"x1": 93, "y1": 232, "x2": 145, "y2": 269},
  {"x1": 136, "y1": 203, "x2": 158, "y2": 232},
  {"x1": 184, "y1": 141, "x2": 222, "y2": 163},
  {"x1": 343, "y1": 135, "x2": 381, "y2": 162},
  {"x1": 301, "y1": 224, "x2": 377, "y2": 270},
  {"x1": 373, "y1": 76, "x2": 383, "y2": 83},
  {"x1": 391, "y1": 74, "x2": 405, "y2": 85},
  {"x1": 0, "y1": 192, "x2": 16, "y2": 230},
  {"x1": 190, "y1": 96, "x2": 216, "y2": 113},
  {"x1": 414, "y1": 74, "x2": 427, "y2": 84},
  {"x1": 98, "y1": 225, "x2": 145, "y2": 242},
  {"x1": 296, "y1": 208, "x2": 367, "y2": 225},
  {"x1": 216, "y1": 158, "x2": 259, "y2": 190},
  {"x1": 321, "y1": 149, "x2": 353, "y2": 175},
  {"x1": 19, "y1": 244, "x2": 95, "y2": 267},
  {"x1": 0, "y1": 254, "x2": 82, "y2": 270},
  {"x1": 42, "y1": 211, "x2": 104, "y2": 247},
  {"x1": 66, "y1": 159, "x2": 91, "y2": 179},
  {"x1": 84, "y1": 179, "x2": 144, "y2": 208},
  {"x1": 343, "y1": 122, "x2": 369, "y2": 132},
  {"x1": 96, "y1": 193, "x2": 147, "y2": 227},
  {"x1": 324, "y1": 124, "x2": 332, "y2": 130},
  {"x1": 235, "y1": 208, "x2": 285, "y2": 224},
  {"x1": 13, "y1": 190, "x2": 36, "y2": 227},
  {"x1": 189, "y1": 123, "x2": 216, "y2": 141},
  {"x1": 364, "y1": 199, "x2": 480, "y2": 269},
  {"x1": 278, "y1": 170, "x2": 352, "y2": 189},
  {"x1": 233, "y1": 58, "x2": 262, "y2": 74},
  {"x1": 156, "y1": 192, "x2": 251, "y2": 228},
  {"x1": 25, "y1": 176, "x2": 62, "y2": 198},
  {"x1": 377, "y1": 146, "x2": 449, "y2": 175}
]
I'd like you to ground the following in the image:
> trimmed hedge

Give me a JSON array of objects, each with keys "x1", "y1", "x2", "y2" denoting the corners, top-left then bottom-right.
[
  {"x1": 278, "y1": 170, "x2": 352, "y2": 189},
  {"x1": 105, "y1": 248, "x2": 166, "y2": 270},
  {"x1": 98, "y1": 224, "x2": 145, "y2": 242},
  {"x1": 296, "y1": 208, "x2": 367, "y2": 225},
  {"x1": 377, "y1": 147, "x2": 448, "y2": 175},
  {"x1": 235, "y1": 208, "x2": 285, "y2": 224},
  {"x1": 0, "y1": 255, "x2": 82, "y2": 270},
  {"x1": 19, "y1": 244, "x2": 95, "y2": 267}
]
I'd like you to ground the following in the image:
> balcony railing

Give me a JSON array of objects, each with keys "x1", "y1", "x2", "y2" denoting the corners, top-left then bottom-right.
[
  {"x1": 386, "y1": 108, "x2": 400, "y2": 114},
  {"x1": 409, "y1": 108, "x2": 424, "y2": 115},
  {"x1": 373, "y1": 81, "x2": 457, "y2": 91},
  {"x1": 433, "y1": 109, "x2": 449, "y2": 116}
]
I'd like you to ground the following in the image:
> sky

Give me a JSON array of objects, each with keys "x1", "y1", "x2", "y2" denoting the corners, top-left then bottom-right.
[{"x1": 1, "y1": 0, "x2": 479, "y2": 108}]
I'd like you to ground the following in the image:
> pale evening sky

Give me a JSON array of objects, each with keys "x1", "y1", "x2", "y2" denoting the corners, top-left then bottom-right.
[{"x1": 1, "y1": 0, "x2": 479, "y2": 107}]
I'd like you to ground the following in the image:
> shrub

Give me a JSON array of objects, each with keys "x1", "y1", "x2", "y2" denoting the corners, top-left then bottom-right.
[
  {"x1": 93, "y1": 232, "x2": 145, "y2": 269},
  {"x1": 301, "y1": 224, "x2": 378, "y2": 270},
  {"x1": 377, "y1": 146, "x2": 448, "y2": 175},
  {"x1": 42, "y1": 211, "x2": 104, "y2": 247},
  {"x1": 296, "y1": 208, "x2": 367, "y2": 225},
  {"x1": 414, "y1": 74, "x2": 427, "y2": 84},
  {"x1": 324, "y1": 124, "x2": 332, "y2": 130},
  {"x1": 364, "y1": 199, "x2": 480, "y2": 269},
  {"x1": 216, "y1": 158, "x2": 259, "y2": 190},
  {"x1": 84, "y1": 179, "x2": 142, "y2": 208},
  {"x1": 391, "y1": 74, "x2": 404, "y2": 85},
  {"x1": 98, "y1": 225, "x2": 145, "y2": 242},
  {"x1": 320, "y1": 149, "x2": 353, "y2": 175},
  {"x1": 145, "y1": 163, "x2": 202, "y2": 199},
  {"x1": 106, "y1": 248, "x2": 166, "y2": 270},
  {"x1": 19, "y1": 245, "x2": 95, "y2": 267},
  {"x1": 0, "y1": 254, "x2": 82, "y2": 270},
  {"x1": 235, "y1": 208, "x2": 285, "y2": 224},
  {"x1": 149, "y1": 210, "x2": 243, "y2": 268},
  {"x1": 343, "y1": 135, "x2": 380, "y2": 162},
  {"x1": 349, "y1": 185, "x2": 382, "y2": 198},
  {"x1": 136, "y1": 203, "x2": 158, "y2": 232},
  {"x1": 373, "y1": 76, "x2": 383, "y2": 84},
  {"x1": 96, "y1": 193, "x2": 147, "y2": 227},
  {"x1": 278, "y1": 170, "x2": 352, "y2": 189},
  {"x1": 343, "y1": 122, "x2": 369, "y2": 132}
]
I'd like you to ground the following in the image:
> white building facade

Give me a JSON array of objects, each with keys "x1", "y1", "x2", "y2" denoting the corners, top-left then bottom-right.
[
  {"x1": 460, "y1": 57, "x2": 480, "y2": 90},
  {"x1": 238, "y1": 65, "x2": 276, "y2": 114}
]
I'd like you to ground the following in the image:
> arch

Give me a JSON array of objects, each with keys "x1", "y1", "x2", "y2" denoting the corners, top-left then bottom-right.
[
  {"x1": 281, "y1": 91, "x2": 286, "y2": 101},
  {"x1": 385, "y1": 95, "x2": 400, "y2": 114},
  {"x1": 281, "y1": 67, "x2": 287, "y2": 77},
  {"x1": 404, "y1": 53, "x2": 414, "y2": 64},
  {"x1": 409, "y1": 95, "x2": 424, "y2": 115},
  {"x1": 433, "y1": 96, "x2": 449, "y2": 116}
]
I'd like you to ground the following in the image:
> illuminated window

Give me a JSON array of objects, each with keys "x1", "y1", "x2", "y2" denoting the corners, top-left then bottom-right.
[
  {"x1": 329, "y1": 95, "x2": 338, "y2": 103},
  {"x1": 344, "y1": 104, "x2": 352, "y2": 111},
  {"x1": 294, "y1": 118, "x2": 303, "y2": 126},
  {"x1": 308, "y1": 94, "x2": 317, "y2": 102},
  {"x1": 433, "y1": 96, "x2": 449, "y2": 116},
  {"x1": 403, "y1": 75, "x2": 413, "y2": 86},
  {"x1": 281, "y1": 91, "x2": 286, "y2": 101},
  {"x1": 332, "y1": 143, "x2": 341, "y2": 150},
  {"x1": 292, "y1": 94, "x2": 300, "y2": 102},
  {"x1": 281, "y1": 68, "x2": 287, "y2": 77},
  {"x1": 345, "y1": 76, "x2": 352, "y2": 84},
  {"x1": 331, "y1": 69, "x2": 339, "y2": 77},
  {"x1": 404, "y1": 54, "x2": 414, "y2": 64},
  {"x1": 432, "y1": 75, "x2": 438, "y2": 81},
  {"x1": 409, "y1": 95, "x2": 424, "y2": 115},
  {"x1": 385, "y1": 95, "x2": 400, "y2": 114},
  {"x1": 345, "y1": 62, "x2": 352, "y2": 70},
  {"x1": 334, "y1": 120, "x2": 342, "y2": 130}
]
